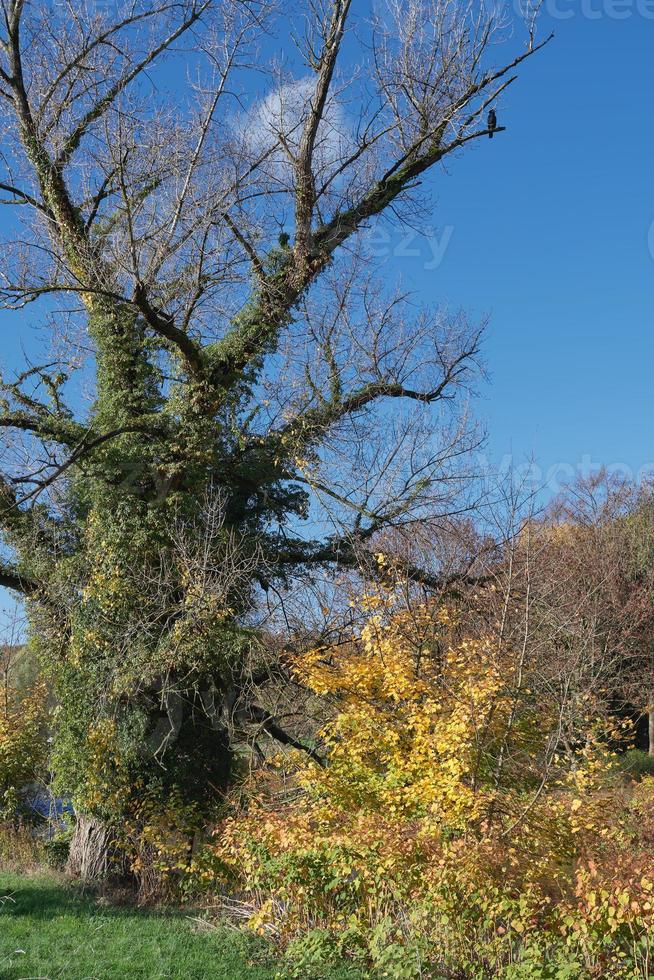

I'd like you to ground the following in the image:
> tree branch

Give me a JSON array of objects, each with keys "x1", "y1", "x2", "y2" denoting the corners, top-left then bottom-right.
[
  {"x1": 0, "y1": 180, "x2": 48, "y2": 213},
  {"x1": 205, "y1": 33, "x2": 551, "y2": 397},
  {"x1": 55, "y1": 2, "x2": 213, "y2": 168},
  {"x1": 244, "y1": 702, "x2": 326, "y2": 767},
  {"x1": 294, "y1": 0, "x2": 352, "y2": 256},
  {"x1": 0, "y1": 409, "x2": 87, "y2": 447},
  {"x1": 132, "y1": 283, "x2": 205, "y2": 378},
  {"x1": 0, "y1": 560, "x2": 39, "y2": 595}
]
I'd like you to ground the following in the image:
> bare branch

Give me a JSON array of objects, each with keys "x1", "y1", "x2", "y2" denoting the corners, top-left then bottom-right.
[{"x1": 55, "y1": 2, "x2": 213, "y2": 168}]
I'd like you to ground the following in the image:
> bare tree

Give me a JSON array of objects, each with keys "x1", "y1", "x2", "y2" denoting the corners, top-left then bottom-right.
[
  {"x1": 465, "y1": 472, "x2": 654, "y2": 815},
  {"x1": 0, "y1": 0, "x2": 550, "y2": 872}
]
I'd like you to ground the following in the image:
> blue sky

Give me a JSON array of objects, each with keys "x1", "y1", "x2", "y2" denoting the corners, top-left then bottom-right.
[
  {"x1": 394, "y1": 5, "x2": 654, "y2": 492},
  {"x1": 0, "y1": 3, "x2": 652, "y2": 625}
]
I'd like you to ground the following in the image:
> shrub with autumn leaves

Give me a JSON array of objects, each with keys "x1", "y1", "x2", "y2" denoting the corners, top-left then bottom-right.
[
  {"x1": 0, "y1": 679, "x2": 49, "y2": 819},
  {"x1": 204, "y1": 595, "x2": 654, "y2": 979}
]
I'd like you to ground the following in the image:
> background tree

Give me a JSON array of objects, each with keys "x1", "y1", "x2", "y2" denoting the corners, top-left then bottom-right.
[
  {"x1": 472, "y1": 472, "x2": 654, "y2": 782},
  {"x1": 0, "y1": 0, "x2": 548, "y2": 874}
]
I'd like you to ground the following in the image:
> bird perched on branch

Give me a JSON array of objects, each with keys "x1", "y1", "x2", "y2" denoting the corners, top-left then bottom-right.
[{"x1": 487, "y1": 109, "x2": 497, "y2": 139}]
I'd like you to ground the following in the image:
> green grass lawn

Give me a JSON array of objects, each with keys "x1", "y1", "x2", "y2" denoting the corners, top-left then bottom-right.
[{"x1": 0, "y1": 870, "x2": 278, "y2": 979}]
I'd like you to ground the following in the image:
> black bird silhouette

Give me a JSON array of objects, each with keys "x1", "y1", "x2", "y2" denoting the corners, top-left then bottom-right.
[{"x1": 487, "y1": 109, "x2": 497, "y2": 139}]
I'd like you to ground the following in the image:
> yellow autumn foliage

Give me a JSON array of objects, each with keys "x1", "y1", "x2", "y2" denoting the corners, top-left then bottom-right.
[
  {"x1": 208, "y1": 595, "x2": 654, "y2": 978},
  {"x1": 0, "y1": 681, "x2": 48, "y2": 815},
  {"x1": 291, "y1": 604, "x2": 508, "y2": 829}
]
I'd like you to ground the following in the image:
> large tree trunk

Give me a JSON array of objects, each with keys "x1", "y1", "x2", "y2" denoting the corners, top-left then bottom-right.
[
  {"x1": 649, "y1": 707, "x2": 654, "y2": 757},
  {"x1": 66, "y1": 815, "x2": 113, "y2": 881}
]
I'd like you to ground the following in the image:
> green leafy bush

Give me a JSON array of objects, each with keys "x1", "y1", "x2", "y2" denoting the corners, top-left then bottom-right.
[{"x1": 43, "y1": 829, "x2": 73, "y2": 870}]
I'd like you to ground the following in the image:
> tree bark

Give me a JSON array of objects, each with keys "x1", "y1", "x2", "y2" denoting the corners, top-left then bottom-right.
[
  {"x1": 66, "y1": 814, "x2": 113, "y2": 881},
  {"x1": 649, "y1": 707, "x2": 654, "y2": 758}
]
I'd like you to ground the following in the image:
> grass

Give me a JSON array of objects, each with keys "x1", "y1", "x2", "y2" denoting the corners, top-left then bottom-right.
[{"x1": 0, "y1": 869, "x2": 278, "y2": 979}]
